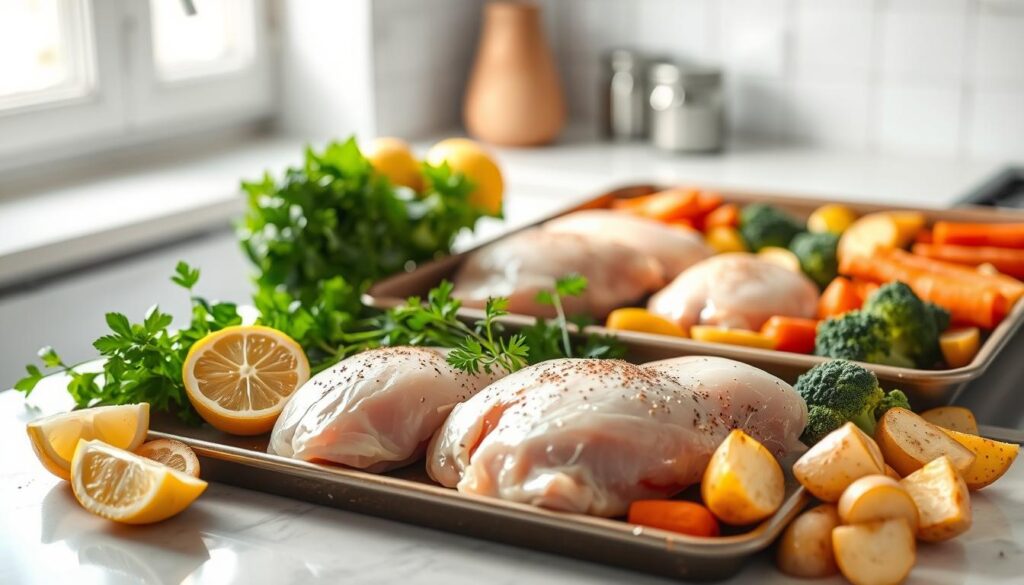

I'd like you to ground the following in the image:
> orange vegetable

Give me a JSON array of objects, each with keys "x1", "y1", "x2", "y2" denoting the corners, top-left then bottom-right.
[
  {"x1": 761, "y1": 316, "x2": 819, "y2": 354},
  {"x1": 916, "y1": 230, "x2": 933, "y2": 245},
  {"x1": 912, "y1": 243, "x2": 1024, "y2": 279},
  {"x1": 628, "y1": 500, "x2": 721, "y2": 537},
  {"x1": 851, "y1": 279, "x2": 880, "y2": 304},
  {"x1": 939, "y1": 327, "x2": 981, "y2": 368},
  {"x1": 704, "y1": 203, "x2": 739, "y2": 230},
  {"x1": 690, "y1": 326, "x2": 776, "y2": 349},
  {"x1": 612, "y1": 188, "x2": 700, "y2": 222},
  {"x1": 818, "y1": 277, "x2": 863, "y2": 319},
  {"x1": 840, "y1": 249, "x2": 1008, "y2": 329},
  {"x1": 934, "y1": 221, "x2": 1024, "y2": 249},
  {"x1": 892, "y1": 248, "x2": 1024, "y2": 304}
]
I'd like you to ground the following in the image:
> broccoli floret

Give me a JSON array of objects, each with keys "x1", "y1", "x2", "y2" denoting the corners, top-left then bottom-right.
[
  {"x1": 789, "y1": 231, "x2": 839, "y2": 288},
  {"x1": 814, "y1": 311, "x2": 914, "y2": 368},
  {"x1": 862, "y1": 281, "x2": 942, "y2": 368},
  {"x1": 739, "y1": 203, "x2": 804, "y2": 251},
  {"x1": 795, "y1": 359, "x2": 912, "y2": 443},
  {"x1": 926, "y1": 302, "x2": 951, "y2": 332}
]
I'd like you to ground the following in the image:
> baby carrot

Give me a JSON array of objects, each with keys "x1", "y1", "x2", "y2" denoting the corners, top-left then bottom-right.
[{"x1": 628, "y1": 500, "x2": 721, "y2": 537}]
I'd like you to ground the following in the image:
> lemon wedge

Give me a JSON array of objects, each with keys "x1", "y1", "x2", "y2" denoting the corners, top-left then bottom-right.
[
  {"x1": 71, "y1": 439, "x2": 206, "y2": 524},
  {"x1": 26, "y1": 403, "x2": 150, "y2": 480},
  {"x1": 136, "y1": 438, "x2": 201, "y2": 478},
  {"x1": 182, "y1": 325, "x2": 309, "y2": 435}
]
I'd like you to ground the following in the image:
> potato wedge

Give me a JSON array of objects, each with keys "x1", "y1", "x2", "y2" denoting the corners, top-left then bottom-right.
[
  {"x1": 875, "y1": 408, "x2": 975, "y2": 477},
  {"x1": 939, "y1": 328, "x2": 981, "y2": 369},
  {"x1": 920, "y1": 406, "x2": 979, "y2": 435},
  {"x1": 777, "y1": 504, "x2": 840, "y2": 578},
  {"x1": 833, "y1": 518, "x2": 916, "y2": 585},
  {"x1": 838, "y1": 211, "x2": 924, "y2": 264},
  {"x1": 900, "y1": 456, "x2": 972, "y2": 542},
  {"x1": 793, "y1": 423, "x2": 885, "y2": 502},
  {"x1": 701, "y1": 429, "x2": 784, "y2": 525},
  {"x1": 838, "y1": 475, "x2": 919, "y2": 533},
  {"x1": 942, "y1": 429, "x2": 1019, "y2": 490}
]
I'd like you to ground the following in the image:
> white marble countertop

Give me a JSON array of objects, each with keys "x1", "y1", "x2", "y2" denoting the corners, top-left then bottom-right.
[{"x1": 2, "y1": 134, "x2": 1023, "y2": 584}]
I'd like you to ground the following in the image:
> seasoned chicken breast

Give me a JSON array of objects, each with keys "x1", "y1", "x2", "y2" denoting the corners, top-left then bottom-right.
[
  {"x1": 427, "y1": 356, "x2": 806, "y2": 517},
  {"x1": 451, "y1": 228, "x2": 664, "y2": 319},
  {"x1": 647, "y1": 253, "x2": 820, "y2": 331},
  {"x1": 269, "y1": 347, "x2": 503, "y2": 472},
  {"x1": 544, "y1": 209, "x2": 713, "y2": 279}
]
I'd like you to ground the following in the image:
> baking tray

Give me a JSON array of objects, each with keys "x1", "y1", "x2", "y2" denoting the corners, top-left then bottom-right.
[
  {"x1": 147, "y1": 420, "x2": 809, "y2": 582},
  {"x1": 365, "y1": 184, "x2": 1024, "y2": 409}
]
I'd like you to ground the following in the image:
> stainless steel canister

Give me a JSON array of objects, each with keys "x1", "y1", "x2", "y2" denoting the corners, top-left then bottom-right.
[
  {"x1": 602, "y1": 49, "x2": 646, "y2": 140},
  {"x1": 647, "y1": 62, "x2": 724, "y2": 152}
]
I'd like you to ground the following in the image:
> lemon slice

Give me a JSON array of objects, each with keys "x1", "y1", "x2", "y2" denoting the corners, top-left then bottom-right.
[
  {"x1": 71, "y1": 439, "x2": 207, "y2": 524},
  {"x1": 183, "y1": 325, "x2": 309, "y2": 436},
  {"x1": 26, "y1": 403, "x2": 150, "y2": 480},
  {"x1": 136, "y1": 438, "x2": 201, "y2": 478}
]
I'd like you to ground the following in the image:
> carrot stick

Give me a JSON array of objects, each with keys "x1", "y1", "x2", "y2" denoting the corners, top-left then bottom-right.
[
  {"x1": 612, "y1": 188, "x2": 700, "y2": 222},
  {"x1": 915, "y1": 229, "x2": 933, "y2": 244},
  {"x1": 704, "y1": 203, "x2": 739, "y2": 230},
  {"x1": 840, "y1": 249, "x2": 1008, "y2": 329},
  {"x1": 850, "y1": 278, "x2": 880, "y2": 304},
  {"x1": 933, "y1": 221, "x2": 1024, "y2": 249},
  {"x1": 628, "y1": 500, "x2": 720, "y2": 537},
  {"x1": 760, "y1": 316, "x2": 819, "y2": 354},
  {"x1": 818, "y1": 277, "x2": 862, "y2": 319},
  {"x1": 895, "y1": 248, "x2": 1024, "y2": 303},
  {"x1": 912, "y1": 242, "x2": 1024, "y2": 279}
]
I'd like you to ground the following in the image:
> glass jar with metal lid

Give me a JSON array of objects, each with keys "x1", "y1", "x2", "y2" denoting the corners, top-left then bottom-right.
[{"x1": 647, "y1": 62, "x2": 724, "y2": 153}]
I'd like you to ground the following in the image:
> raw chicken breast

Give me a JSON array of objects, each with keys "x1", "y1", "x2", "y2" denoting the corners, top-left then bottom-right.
[
  {"x1": 544, "y1": 209, "x2": 713, "y2": 279},
  {"x1": 648, "y1": 253, "x2": 819, "y2": 331},
  {"x1": 427, "y1": 356, "x2": 806, "y2": 517},
  {"x1": 451, "y1": 228, "x2": 663, "y2": 318},
  {"x1": 270, "y1": 347, "x2": 503, "y2": 472}
]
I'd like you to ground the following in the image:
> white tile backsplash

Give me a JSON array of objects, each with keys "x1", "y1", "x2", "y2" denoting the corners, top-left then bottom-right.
[
  {"x1": 967, "y1": 88, "x2": 1024, "y2": 158},
  {"x1": 877, "y1": 86, "x2": 962, "y2": 156},
  {"x1": 879, "y1": 0, "x2": 968, "y2": 85},
  {"x1": 787, "y1": 81, "x2": 872, "y2": 149},
  {"x1": 973, "y1": 9, "x2": 1024, "y2": 87},
  {"x1": 793, "y1": 0, "x2": 876, "y2": 81}
]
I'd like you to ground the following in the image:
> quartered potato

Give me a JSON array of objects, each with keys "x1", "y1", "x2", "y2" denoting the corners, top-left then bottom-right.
[
  {"x1": 838, "y1": 211, "x2": 924, "y2": 263},
  {"x1": 874, "y1": 408, "x2": 975, "y2": 477},
  {"x1": 701, "y1": 429, "x2": 785, "y2": 525},
  {"x1": 942, "y1": 429, "x2": 1019, "y2": 490},
  {"x1": 833, "y1": 518, "x2": 916, "y2": 585},
  {"x1": 793, "y1": 423, "x2": 885, "y2": 502},
  {"x1": 919, "y1": 406, "x2": 979, "y2": 435},
  {"x1": 837, "y1": 475, "x2": 919, "y2": 533},
  {"x1": 776, "y1": 504, "x2": 841, "y2": 579},
  {"x1": 900, "y1": 456, "x2": 972, "y2": 542}
]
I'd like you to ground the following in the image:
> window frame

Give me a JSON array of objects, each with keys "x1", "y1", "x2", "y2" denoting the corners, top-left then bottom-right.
[{"x1": 0, "y1": 0, "x2": 274, "y2": 173}]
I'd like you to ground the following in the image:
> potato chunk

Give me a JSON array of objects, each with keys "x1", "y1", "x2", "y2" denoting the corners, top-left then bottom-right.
[
  {"x1": 776, "y1": 504, "x2": 841, "y2": 578},
  {"x1": 838, "y1": 475, "x2": 919, "y2": 533},
  {"x1": 942, "y1": 429, "x2": 1019, "y2": 490},
  {"x1": 701, "y1": 429, "x2": 784, "y2": 525},
  {"x1": 793, "y1": 423, "x2": 885, "y2": 502},
  {"x1": 900, "y1": 456, "x2": 972, "y2": 542},
  {"x1": 875, "y1": 408, "x2": 975, "y2": 477},
  {"x1": 920, "y1": 406, "x2": 979, "y2": 435},
  {"x1": 833, "y1": 518, "x2": 916, "y2": 585}
]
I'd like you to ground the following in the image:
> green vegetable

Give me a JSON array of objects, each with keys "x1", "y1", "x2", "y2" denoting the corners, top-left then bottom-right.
[
  {"x1": 14, "y1": 262, "x2": 241, "y2": 423},
  {"x1": 789, "y1": 231, "x2": 839, "y2": 288},
  {"x1": 862, "y1": 281, "x2": 942, "y2": 368},
  {"x1": 520, "y1": 275, "x2": 626, "y2": 364},
  {"x1": 925, "y1": 301, "x2": 952, "y2": 333},
  {"x1": 739, "y1": 203, "x2": 804, "y2": 251},
  {"x1": 239, "y1": 138, "x2": 483, "y2": 304},
  {"x1": 795, "y1": 359, "x2": 911, "y2": 444},
  {"x1": 814, "y1": 311, "x2": 913, "y2": 367}
]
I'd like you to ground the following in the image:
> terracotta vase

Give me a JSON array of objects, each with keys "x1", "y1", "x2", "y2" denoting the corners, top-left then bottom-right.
[{"x1": 464, "y1": 2, "x2": 565, "y2": 146}]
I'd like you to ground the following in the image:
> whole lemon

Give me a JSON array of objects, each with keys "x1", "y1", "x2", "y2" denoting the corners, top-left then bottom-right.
[
  {"x1": 364, "y1": 137, "x2": 422, "y2": 191},
  {"x1": 425, "y1": 138, "x2": 504, "y2": 216}
]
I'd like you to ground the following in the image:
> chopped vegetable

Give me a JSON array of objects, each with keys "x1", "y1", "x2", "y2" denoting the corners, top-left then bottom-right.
[
  {"x1": 760, "y1": 316, "x2": 818, "y2": 354},
  {"x1": 933, "y1": 221, "x2": 1024, "y2": 249},
  {"x1": 885, "y1": 247, "x2": 1024, "y2": 304},
  {"x1": 900, "y1": 456, "x2": 972, "y2": 542},
  {"x1": 862, "y1": 281, "x2": 943, "y2": 368},
  {"x1": 912, "y1": 242, "x2": 1024, "y2": 278},
  {"x1": 837, "y1": 475, "x2": 919, "y2": 533},
  {"x1": 612, "y1": 188, "x2": 700, "y2": 222},
  {"x1": 794, "y1": 360, "x2": 911, "y2": 444},
  {"x1": 815, "y1": 312, "x2": 911, "y2": 367},
  {"x1": 738, "y1": 203, "x2": 804, "y2": 252},
  {"x1": 793, "y1": 423, "x2": 885, "y2": 502},
  {"x1": 874, "y1": 408, "x2": 975, "y2": 477},
  {"x1": 941, "y1": 429, "x2": 1019, "y2": 490},
  {"x1": 689, "y1": 326, "x2": 776, "y2": 349},
  {"x1": 776, "y1": 505, "x2": 841, "y2": 578},
  {"x1": 701, "y1": 430, "x2": 784, "y2": 525},
  {"x1": 807, "y1": 203, "x2": 857, "y2": 235},
  {"x1": 703, "y1": 202, "x2": 739, "y2": 229},
  {"x1": 832, "y1": 518, "x2": 916, "y2": 585},
  {"x1": 818, "y1": 277, "x2": 862, "y2": 319},
  {"x1": 605, "y1": 308, "x2": 687, "y2": 337},
  {"x1": 705, "y1": 226, "x2": 748, "y2": 254},
  {"x1": 757, "y1": 246, "x2": 801, "y2": 272},
  {"x1": 627, "y1": 501, "x2": 720, "y2": 537},
  {"x1": 789, "y1": 231, "x2": 839, "y2": 288},
  {"x1": 850, "y1": 278, "x2": 880, "y2": 305},
  {"x1": 939, "y1": 327, "x2": 980, "y2": 368},
  {"x1": 919, "y1": 406, "x2": 979, "y2": 435}
]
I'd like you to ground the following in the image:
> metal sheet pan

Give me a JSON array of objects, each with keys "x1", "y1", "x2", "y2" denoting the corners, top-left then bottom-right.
[
  {"x1": 365, "y1": 184, "x2": 1024, "y2": 409},
  {"x1": 147, "y1": 418, "x2": 809, "y2": 582}
]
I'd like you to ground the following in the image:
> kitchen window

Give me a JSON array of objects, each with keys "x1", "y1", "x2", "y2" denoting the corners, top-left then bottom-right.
[{"x1": 0, "y1": 0, "x2": 273, "y2": 170}]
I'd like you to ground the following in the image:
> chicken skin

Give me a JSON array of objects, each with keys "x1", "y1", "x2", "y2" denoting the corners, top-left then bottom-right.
[
  {"x1": 451, "y1": 228, "x2": 664, "y2": 319},
  {"x1": 427, "y1": 356, "x2": 806, "y2": 517},
  {"x1": 269, "y1": 347, "x2": 503, "y2": 472},
  {"x1": 647, "y1": 253, "x2": 819, "y2": 331},
  {"x1": 544, "y1": 210, "x2": 713, "y2": 279}
]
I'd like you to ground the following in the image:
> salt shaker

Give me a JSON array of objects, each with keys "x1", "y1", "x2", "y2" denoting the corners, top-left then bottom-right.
[
  {"x1": 647, "y1": 62, "x2": 724, "y2": 153},
  {"x1": 601, "y1": 49, "x2": 646, "y2": 140}
]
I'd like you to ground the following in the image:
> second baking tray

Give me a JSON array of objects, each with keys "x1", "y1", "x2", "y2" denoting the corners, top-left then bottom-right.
[{"x1": 365, "y1": 184, "x2": 1024, "y2": 409}]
